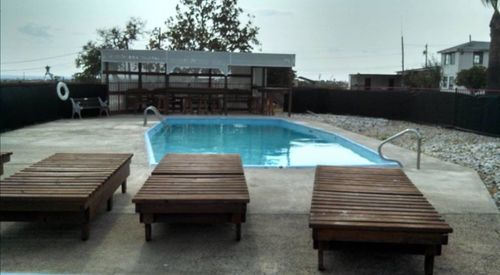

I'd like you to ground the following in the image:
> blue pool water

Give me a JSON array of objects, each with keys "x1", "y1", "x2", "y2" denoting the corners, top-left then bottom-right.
[{"x1": 145, "y1": 117, "x2": 398, "y2": 167}]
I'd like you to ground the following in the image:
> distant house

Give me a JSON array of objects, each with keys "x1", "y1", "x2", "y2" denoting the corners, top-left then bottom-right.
[
  {"x1": 396, "y1": 66, "x2": 442, "y2": 89},
  {"x1": 438, "y1": 41, "x2": 490, "y2": 91},
  {"x1": 349, "y1": 74, "x2": 402, "y2": 90}
]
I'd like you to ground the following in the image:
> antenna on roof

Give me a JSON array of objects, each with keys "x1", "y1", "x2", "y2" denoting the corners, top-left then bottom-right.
[
  {"x1": 44, "y1": 65, "x2": 54, "y2": 81},
  {"x1": 469, "y1": 34, "x2": 471, "y2": 42}
]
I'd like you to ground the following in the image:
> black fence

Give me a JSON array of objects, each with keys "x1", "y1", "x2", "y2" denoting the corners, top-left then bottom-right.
[
  {"x1": 285, "y1": 88, "x2": 500, "y2": 136},
  {"x1": 0, "y1": 82, "x2": 107, "y2": 132}
]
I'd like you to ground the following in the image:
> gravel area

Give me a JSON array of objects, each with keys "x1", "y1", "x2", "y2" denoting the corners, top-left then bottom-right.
[{"x1": 293, "y1": 113, "x2": 500, "y2": 208}]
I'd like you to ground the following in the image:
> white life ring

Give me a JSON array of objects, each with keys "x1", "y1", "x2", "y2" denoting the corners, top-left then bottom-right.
[{"x1": 56, "y1": 82, "x2": 69, "y2": 101}]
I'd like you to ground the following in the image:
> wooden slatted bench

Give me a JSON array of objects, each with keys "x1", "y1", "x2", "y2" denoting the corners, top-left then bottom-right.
[
  {"x1": 0, "y1": 153, "x2": 133, "y2": 240},
  {"x1": 133, "y1": 154, "x2": 249, "y2": 241},
  {"x1": 309, "y1": 166, "x2": 452, "y2": 275},
  {"x1": 0, "y1": 152, "x2": 13, "y2": 175}
]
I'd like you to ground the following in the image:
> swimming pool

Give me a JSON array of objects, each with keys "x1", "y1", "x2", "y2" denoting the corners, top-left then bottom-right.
[{"x1": 145, "y1": 117, "x2": 398, "y2": 167}]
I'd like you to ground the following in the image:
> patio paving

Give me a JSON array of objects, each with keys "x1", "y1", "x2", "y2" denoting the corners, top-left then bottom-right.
[{"x1": 1, "y1": 114, "x2": 498, "y2": 274}]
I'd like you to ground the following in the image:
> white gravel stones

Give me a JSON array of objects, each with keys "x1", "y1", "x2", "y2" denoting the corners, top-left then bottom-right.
[{"x1": 294, "y1": 113, "x2": 500, "y2": 208}]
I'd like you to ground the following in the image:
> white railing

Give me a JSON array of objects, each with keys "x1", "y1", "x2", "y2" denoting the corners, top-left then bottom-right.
[
  {"x1": 378, "y1": 128, "x2": 422, "y2": 169},
  {"x1": 143, "y1": 106, "x2": 164, "y2": 126}
]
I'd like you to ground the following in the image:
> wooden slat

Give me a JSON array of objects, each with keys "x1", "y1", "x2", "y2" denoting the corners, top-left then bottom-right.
[
  {"x1": 134, "y1": 154, "x2": 249, "y2": 205},
  {"x1": 152, "y1": 154, "x2": 244, "y2": 175},
  {"x1": 0, "y1": 153, "x2": 133, "y2": 203},
  {"x1": 309, "y1": 166, "x2": 453, "y2": 234},
  {"x1": 133, "y1": 174, "x2": 249, "y2": 203}
]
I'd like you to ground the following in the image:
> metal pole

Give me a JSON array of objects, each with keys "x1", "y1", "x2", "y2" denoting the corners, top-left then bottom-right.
[{"x1": 416, "y1": 138, "x2": 421, "y2": 169}]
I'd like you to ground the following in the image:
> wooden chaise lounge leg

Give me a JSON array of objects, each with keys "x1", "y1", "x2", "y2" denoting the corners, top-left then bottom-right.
[
  {"x1": 81, "y1": 223, "x2": 90, "y2": 241},
  {"x1": 145, "y1": 224, "x2": 152, "y2": 242},
  {"x1": 81, "y1": 209, "x2": 90, "y2": 241},
  {"x1": 121, "y1": 180, "x2": 127, "y2": 193},
  {"x1": 236, "y1": 223, "x2": 241, "y2": 241},
  {"x1": 425, "y1": 254, "x2": 435, "y2": 275},
  {"x1": 141, "y1": 213, "x2": 154, "y2": 242},
  {"x1": 107, "y1": 196, "x2": 113, "y2": 211},
  {"x1": 318, "y1": 247, "x2": 325, "y2": 271},
  {"x1": 232, "y1": 212, "x2": 242, "y2": 241}
]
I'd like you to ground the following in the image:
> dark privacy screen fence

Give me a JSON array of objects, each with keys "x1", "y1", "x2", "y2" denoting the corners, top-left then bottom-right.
[
  {"x1": 0, "y1": 82, "x2": 107, "y2": 132},
  {"x1": 285, "y1": 88, "x2": 500, "y2": 136}
]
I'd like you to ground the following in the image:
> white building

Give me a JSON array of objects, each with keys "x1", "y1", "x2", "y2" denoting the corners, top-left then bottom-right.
[{"x1": 438, "y1": 41, "x2": 489, "y2": 91}]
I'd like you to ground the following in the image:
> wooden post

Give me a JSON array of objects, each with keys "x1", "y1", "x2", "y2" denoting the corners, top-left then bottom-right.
[
  {"x1": 165, "y1": 64, "x2": 169, "y2": 88},
  {"x1": 261, "y1": 67, "x2": 266, "y2": 114},
  {"x1": 224, "y1": 75, "x2": 228, "y2": 115},
  {"x1": 138, "y1": 63, "x2": 143, "y2": 89},
  {"x1": 104, "y1": 62, "x2": 112, "y2": 111},
  {"x1": 250, "y1": 66, "x2": 254, "y2": 89},
  {"x1": 260, "y1": 90, "x2": 265, "y2": 114},
  {"x1": 165, "y1": 64, "x2": 171, "y2": 113},
  {"x1": 105, "y1": 62, "x2": 110, "y2": 86},
  {"x1": 250, "y1": 66, "x2": 255, "y2": 113},
  {"x1": 208, "y1": 69, "x2": 212, "y2": 88}
]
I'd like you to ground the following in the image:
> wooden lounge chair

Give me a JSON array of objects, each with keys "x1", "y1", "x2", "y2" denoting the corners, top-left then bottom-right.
[
  {"x1": 133, "y1": 154, "x2": 249, "y2": 241},
  {"x1": 309, "y1": 166, "x2": 452, "y2": 275},
  {"x1": 0, "y1": 152, "x2": 13, "y2": 175},
  {"x1": 0, "y1": 153, "x2": 133, "y2": 240}
]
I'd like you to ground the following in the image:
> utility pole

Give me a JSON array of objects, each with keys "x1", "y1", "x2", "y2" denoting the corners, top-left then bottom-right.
[
  {"x1": 158, "y1": 28, "x2": 161, "y2": 49},
  {"x1": 423, "y1": 44, "x2": 428, "y2": 67},
  {"x1": 401, "y1": 35, "x2": 405, "y2": 87}
]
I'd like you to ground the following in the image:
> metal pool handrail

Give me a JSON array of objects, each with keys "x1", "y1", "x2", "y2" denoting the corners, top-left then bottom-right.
[
  {"x1": 377, "y1": 128, "x2": 422, "y2": 169},
  {"x1": 143, "y1": 106, "x2": 164, "y2": 126}
]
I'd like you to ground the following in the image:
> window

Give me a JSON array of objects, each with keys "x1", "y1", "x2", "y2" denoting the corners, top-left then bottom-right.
[
  {"x1": 442, "y1": 76, "x2": 448, "y2": 88},
  {"x1": 473, "y1": 52, "x2": 483, "y2": 65},
  {"x1": 444, "y1": 53, "x2": 455, "y2": 65},
  {"x1": 448, "y1": 76, "x2": 455, "y2": 89}
]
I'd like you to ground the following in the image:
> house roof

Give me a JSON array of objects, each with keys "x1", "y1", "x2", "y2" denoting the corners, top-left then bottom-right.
[
  {"x1": 396, "y1": 66, "x2": 440, "y2": 74},
  {"x1": 438, "y1": 41, "x2": 490, "y2": 54},
  {"x1": 349, "y1": 73, "x2": 399, "y2": 77}
]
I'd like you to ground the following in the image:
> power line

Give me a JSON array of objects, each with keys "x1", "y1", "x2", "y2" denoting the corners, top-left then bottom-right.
[
  {"x1": 303, "y1": 52, "x2": 402, "y2": 60},
  {"x1": 1, "y1": 66, "x2": 46, "y2": 72},
  {"x1": 1, "y1": 62, "x2": 75, "y2": 72},
  {"x1": 299, "y1": 63, "x2": 422, "y2": 71},
  {"x1": 0, "y1": 52, "x2": 80, "y2": 65}
]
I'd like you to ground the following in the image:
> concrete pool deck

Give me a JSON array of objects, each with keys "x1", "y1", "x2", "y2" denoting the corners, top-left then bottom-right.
[{"x1": 1, "y1": 114, "x2": 498, "y2": 274}]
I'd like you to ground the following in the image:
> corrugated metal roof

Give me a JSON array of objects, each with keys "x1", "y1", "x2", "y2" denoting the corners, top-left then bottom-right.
[
  {"x1": 100, "y1": 49, "x2": 295, "y2": 74},
  {"x1": 438, "y1": 41, "x2": 490, "y2": 53}
]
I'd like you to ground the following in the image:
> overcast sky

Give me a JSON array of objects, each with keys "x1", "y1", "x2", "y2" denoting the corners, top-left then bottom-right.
[{"x1": 0, "y1": 0, "x2": 493, "y2": 81}]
